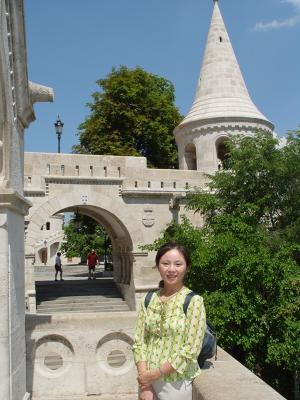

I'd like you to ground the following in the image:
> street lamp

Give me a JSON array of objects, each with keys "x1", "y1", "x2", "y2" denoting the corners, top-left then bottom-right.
[{"x1": 54, "y1": 116, "x2": 64, "y2": 153}]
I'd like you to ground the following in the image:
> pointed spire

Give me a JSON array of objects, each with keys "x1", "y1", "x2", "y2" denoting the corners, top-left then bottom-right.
[{"x1": 179, "y1": 0, "x2": 272, "y2": 128}]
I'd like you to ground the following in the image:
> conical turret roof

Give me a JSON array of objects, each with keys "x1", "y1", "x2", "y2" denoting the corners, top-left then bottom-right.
[{"x1": 179, "y1": 0, "x2": 272, "y2": 128}]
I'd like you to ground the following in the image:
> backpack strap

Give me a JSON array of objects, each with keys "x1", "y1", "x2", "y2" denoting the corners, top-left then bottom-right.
[
  {"x1": 144, "y1": 290, "x2": 155, "y2": 309},
  {"x1": 183, "y1": 291, "x2": 197, "y2": 315}
]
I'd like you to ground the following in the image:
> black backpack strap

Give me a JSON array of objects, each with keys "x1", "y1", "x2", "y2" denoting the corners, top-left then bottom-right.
[
  {"x1": 144, "y1": 290, "x2": 155, "y2": 309},
  {"x1": 183, "y1": 291, "x2": 197, "y2": 315}
]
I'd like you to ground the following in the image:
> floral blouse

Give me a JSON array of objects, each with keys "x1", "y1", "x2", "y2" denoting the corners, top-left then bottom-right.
[{"x1": 132, "y1": 286, "x2": 206, "y2": 382}]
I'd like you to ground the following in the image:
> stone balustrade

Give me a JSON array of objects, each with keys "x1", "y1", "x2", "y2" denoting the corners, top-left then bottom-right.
[
  {"x1": 193, "y1": 347, "x2": 285, "y2": 400},
  {"x1": 26, "y1": 311, "x2": 286, "y2": 400}
]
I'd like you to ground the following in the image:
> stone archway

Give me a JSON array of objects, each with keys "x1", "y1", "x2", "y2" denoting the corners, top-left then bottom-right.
[
  {"x1": 215, "y1": 136, "x2": 230, "y2": 170},
  {"x1": 184, "y1": 143, "x2": 197, "y2": 170},
  {"x1": 25, "y1": 191, "x2": 138, "y2": 310}
]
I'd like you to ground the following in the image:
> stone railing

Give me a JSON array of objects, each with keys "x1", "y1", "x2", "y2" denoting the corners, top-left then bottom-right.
[
  {"x1": 26, "y1": 310, "x2": 286, "y2": 400},
  {"x1": 25, "y1": 312, "x2": 138, "y2": 399},
  {"x1": 193, "y1": 347, "x2": 286, "y2": 400}
]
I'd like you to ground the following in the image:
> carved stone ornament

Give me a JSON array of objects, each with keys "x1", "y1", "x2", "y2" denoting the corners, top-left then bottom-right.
[
  {"x1": 169, "y1": 194, "x2": 184, "y2": 210},
  {"x1": 142, "y1": 207, "x2": 155, "y2": 227},
  {"x1": 29, "y1": 81, "x2": 54, "y2": 104}
]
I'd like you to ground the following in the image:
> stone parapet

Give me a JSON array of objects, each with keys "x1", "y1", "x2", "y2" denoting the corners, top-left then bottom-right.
[
  {"x1": 193, "y1": 347, "x2": 285, "y2": 400},
  {"x1": 26, "y1": 312, "x2": 138, "y2": 399}
]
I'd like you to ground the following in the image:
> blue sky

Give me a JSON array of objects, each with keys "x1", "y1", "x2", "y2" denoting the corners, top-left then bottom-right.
[{"x1": 24, "y1": 0, "x2": 300, "y2": 154}]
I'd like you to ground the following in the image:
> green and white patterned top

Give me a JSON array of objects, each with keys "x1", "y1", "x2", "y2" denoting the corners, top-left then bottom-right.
[{"x1": 132, "y1": 286, "x2": 206, "y2": 382}]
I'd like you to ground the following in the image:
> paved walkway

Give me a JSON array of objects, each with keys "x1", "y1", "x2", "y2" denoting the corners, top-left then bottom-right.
[{"x1": 34, "y1": 263, "x2": 112, "y2": 281}]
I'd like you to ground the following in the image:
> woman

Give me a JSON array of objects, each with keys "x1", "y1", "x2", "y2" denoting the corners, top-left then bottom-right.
[{"x1": 132, "y1": 242, "x2": 206, "y2": 400}]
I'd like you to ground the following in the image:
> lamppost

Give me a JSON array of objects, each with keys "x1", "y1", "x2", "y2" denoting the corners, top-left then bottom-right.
[{"x1": 54, "y1": 116, "x2": 64, "y2": 153}]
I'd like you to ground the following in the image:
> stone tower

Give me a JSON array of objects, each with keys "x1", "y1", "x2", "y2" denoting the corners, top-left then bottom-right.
[{"x1": 174, "y1": 0, "x2": 274, "y2": 173}]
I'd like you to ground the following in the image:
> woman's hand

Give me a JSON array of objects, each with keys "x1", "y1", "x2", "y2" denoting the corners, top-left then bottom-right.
[
  {"x1": 139, "y1": 386, "x2": 154, "y2": 400},
  {"x1": 138, "y1": 369, "x2": 160, "y2": 387}
]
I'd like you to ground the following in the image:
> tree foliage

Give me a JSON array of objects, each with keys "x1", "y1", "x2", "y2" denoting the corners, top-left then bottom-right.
[
  {"x1": 144, "y1": 131, "x2": 300, "y2": 399},
  {"x1": 60, "y1": 214, "x2": 111, "y2": 262},
  {"x1": 73, "y1": 65, "x2": 182, "y2": 168}
]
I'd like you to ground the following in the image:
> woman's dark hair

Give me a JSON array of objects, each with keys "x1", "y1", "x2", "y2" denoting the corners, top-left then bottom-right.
[
  {"x1": 155, "y1": 242, "x2": 190, "y2": 269},
  {"x1": 155, "y1": 242, "x2": 191, "y2": 288}
]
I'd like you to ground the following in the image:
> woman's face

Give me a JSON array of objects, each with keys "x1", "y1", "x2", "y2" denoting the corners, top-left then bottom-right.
[{"x1": 158, "y1": 249, "x2": 187, "y2": 288}]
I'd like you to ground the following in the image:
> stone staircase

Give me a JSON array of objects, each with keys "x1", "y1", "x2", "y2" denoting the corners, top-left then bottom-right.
[{"x1": 36, "y1": 278, "x2": 130, "y2": 314}]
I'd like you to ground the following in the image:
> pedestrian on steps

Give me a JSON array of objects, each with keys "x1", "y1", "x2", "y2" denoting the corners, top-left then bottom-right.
[
  {"x1": 54, "y1": 252, "x2": 63, "y2": 281},
  {"x1": 87, "y1": 249, "x2": 98, "y2": 280}
]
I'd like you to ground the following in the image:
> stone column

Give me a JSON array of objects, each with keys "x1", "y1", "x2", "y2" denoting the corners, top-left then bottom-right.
[
  {"x1": 0, "y1": 0, "x2": 53, "y2": 397},
  {"x1": 0, "y1": 192, "x2": 31, "y2": 400}
]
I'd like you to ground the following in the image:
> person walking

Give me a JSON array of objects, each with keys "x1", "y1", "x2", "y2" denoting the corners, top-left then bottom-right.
[
  {"x1": 132, "y1": 242, "x2": 206, "y2": 400},
  {"x1": 54, "y1": 252, "x2": 63, "y2": 281},
  {"x1": 87, "y1": 249, "x2": 98, "y2": 280}
]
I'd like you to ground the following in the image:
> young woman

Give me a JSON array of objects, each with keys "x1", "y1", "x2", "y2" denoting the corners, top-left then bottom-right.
[{"x1": 132, "y1": 242, "x2": 206, "y2": 400}]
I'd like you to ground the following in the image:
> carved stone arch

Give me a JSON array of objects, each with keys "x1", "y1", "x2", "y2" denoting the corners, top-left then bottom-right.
[
  {"x1": 215, "y1": 135, "x2": 230, "y2": 170},
  {"x1": 25, "y1": 190, "x2": 139, "y2": 307},
  {"x1": 184, "y1": 143, "x2": 197, "y2": 170}
]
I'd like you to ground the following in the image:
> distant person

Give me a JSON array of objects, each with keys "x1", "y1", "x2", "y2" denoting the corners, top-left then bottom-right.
[
  {"x1": 87, "y1": 249, "x2": 98, "y2": 280},
  {"x1": 54, "y1": 252, "x2": 63, "y2": 281}
]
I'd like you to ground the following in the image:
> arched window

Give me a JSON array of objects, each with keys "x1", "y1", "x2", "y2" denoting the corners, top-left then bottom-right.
[
  {"x1": 216, "y1": 137, "x2": 230, "y2": 170},
  {"x1": 184, "y1": 143, "x2": 197, "y2": 170},
  {"x1": 46, "y1": 222, "x2": 51, "y2": 230}
]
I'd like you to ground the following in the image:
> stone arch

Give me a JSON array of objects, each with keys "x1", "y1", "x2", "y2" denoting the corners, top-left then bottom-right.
[
  {"x1": 25, "y1": 191, "x2": 138, "y2": 305},
  {"x1": 215, "y1": 135, "x2": 230, "y2": 170},
  {"x1": 184, "y1": 143, "x2": 197, "y2": 170}
]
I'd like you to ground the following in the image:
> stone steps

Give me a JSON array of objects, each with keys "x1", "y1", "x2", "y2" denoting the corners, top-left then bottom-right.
[
  {"x1": 38, "y1": 303, "x2": 129, "y2": 312},
  {"x1": 37, "y1": 296, "x2": 123, "y2": 305},
  {"x1": 36, "y1": 278, "x2": 130, "y2": 314}
]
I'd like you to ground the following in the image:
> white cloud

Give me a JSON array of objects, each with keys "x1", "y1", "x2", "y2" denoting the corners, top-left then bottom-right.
[
  {"x1": 254, "y1": 15, "x2": 300, "y2": 31},
  {"x1": 282, "y1": 0, "x2": 300, "y2": 9},
  {"x1": 254, "y1": 0, "x2": 300, "y2": 31}
]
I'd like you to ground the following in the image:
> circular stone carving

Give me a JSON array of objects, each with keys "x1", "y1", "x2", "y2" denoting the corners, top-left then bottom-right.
[
  {"x1": 107, "y1": 349, "x2": 126, "y2": 368},
  {"x1": 96, "y1": 332, "x2": 134, "y2": 375},
  {"x1": 44, "y1": 352, "x2": 63, "y2": 370},
  {"x1": 34, "y1": 335, "x2": 74, "y2": 377}
]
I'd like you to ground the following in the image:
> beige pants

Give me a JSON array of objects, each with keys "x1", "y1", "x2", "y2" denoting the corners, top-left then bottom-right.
[{"x1": 152, "y1": 379, "x2": 192, "y2": 400}]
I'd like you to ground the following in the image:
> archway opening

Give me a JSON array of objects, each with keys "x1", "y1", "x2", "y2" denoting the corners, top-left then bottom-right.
[
  {"x1": 184, "y1": 143, "x2": 197, "y2": 170},
  {"x1": 216, "y1": 137, "x2": 231, "y2": 170},
  {"x1": 28, "y1": 204, "x2": 134, "y2": 313}
]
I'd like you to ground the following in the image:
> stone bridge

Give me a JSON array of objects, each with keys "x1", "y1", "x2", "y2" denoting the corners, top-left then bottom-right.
[{"x1": 24, "y1": 151, "x2": 206, "y2": 310}]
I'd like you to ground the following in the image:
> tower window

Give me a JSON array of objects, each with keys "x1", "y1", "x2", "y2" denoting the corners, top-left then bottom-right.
[
  {"x1": 219, "y1": 36, "x2": 223, "y2": 42},
  {"x1": 184, "y1": 143, "x2": 197, "y2": 170}
]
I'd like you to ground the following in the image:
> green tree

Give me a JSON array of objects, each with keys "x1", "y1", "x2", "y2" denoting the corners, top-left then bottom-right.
[
  {"x1": 144, "y1": 131, "x2": 300, "y2": 399},
  {"x1": 73, "y1": 65, "x2": 182, "y2": 168},
  {"x1": 60, "y1": 214, "x2": 111, "y2": 262}
]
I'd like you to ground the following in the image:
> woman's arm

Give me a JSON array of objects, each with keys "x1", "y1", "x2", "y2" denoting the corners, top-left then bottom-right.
[
  {"x1": 169, "y1": 295, "x2": 206, "y2": 374},
  {"x1": 132, "y1": 301, "x2": 148, "y2": 364},
  {"x1": 137, "y1": 361, "x2": 176, "y2": 387}
]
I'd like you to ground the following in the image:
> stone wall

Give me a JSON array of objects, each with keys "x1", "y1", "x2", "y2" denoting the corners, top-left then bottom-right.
[
  {"x1": 26, "y1": 312, "x2": 138, "y2": 399},
  {"x1": 193, "y1": 347, "x2": 285, "y2": 400},
  {"x1": 26, "y1": 312, "x2": 286, "y2": 400}
]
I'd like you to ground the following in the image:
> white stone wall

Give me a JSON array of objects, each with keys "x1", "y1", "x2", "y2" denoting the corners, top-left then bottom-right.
[{"x1": 26, "y1": 312, "x2": 137, "y2": 399}]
